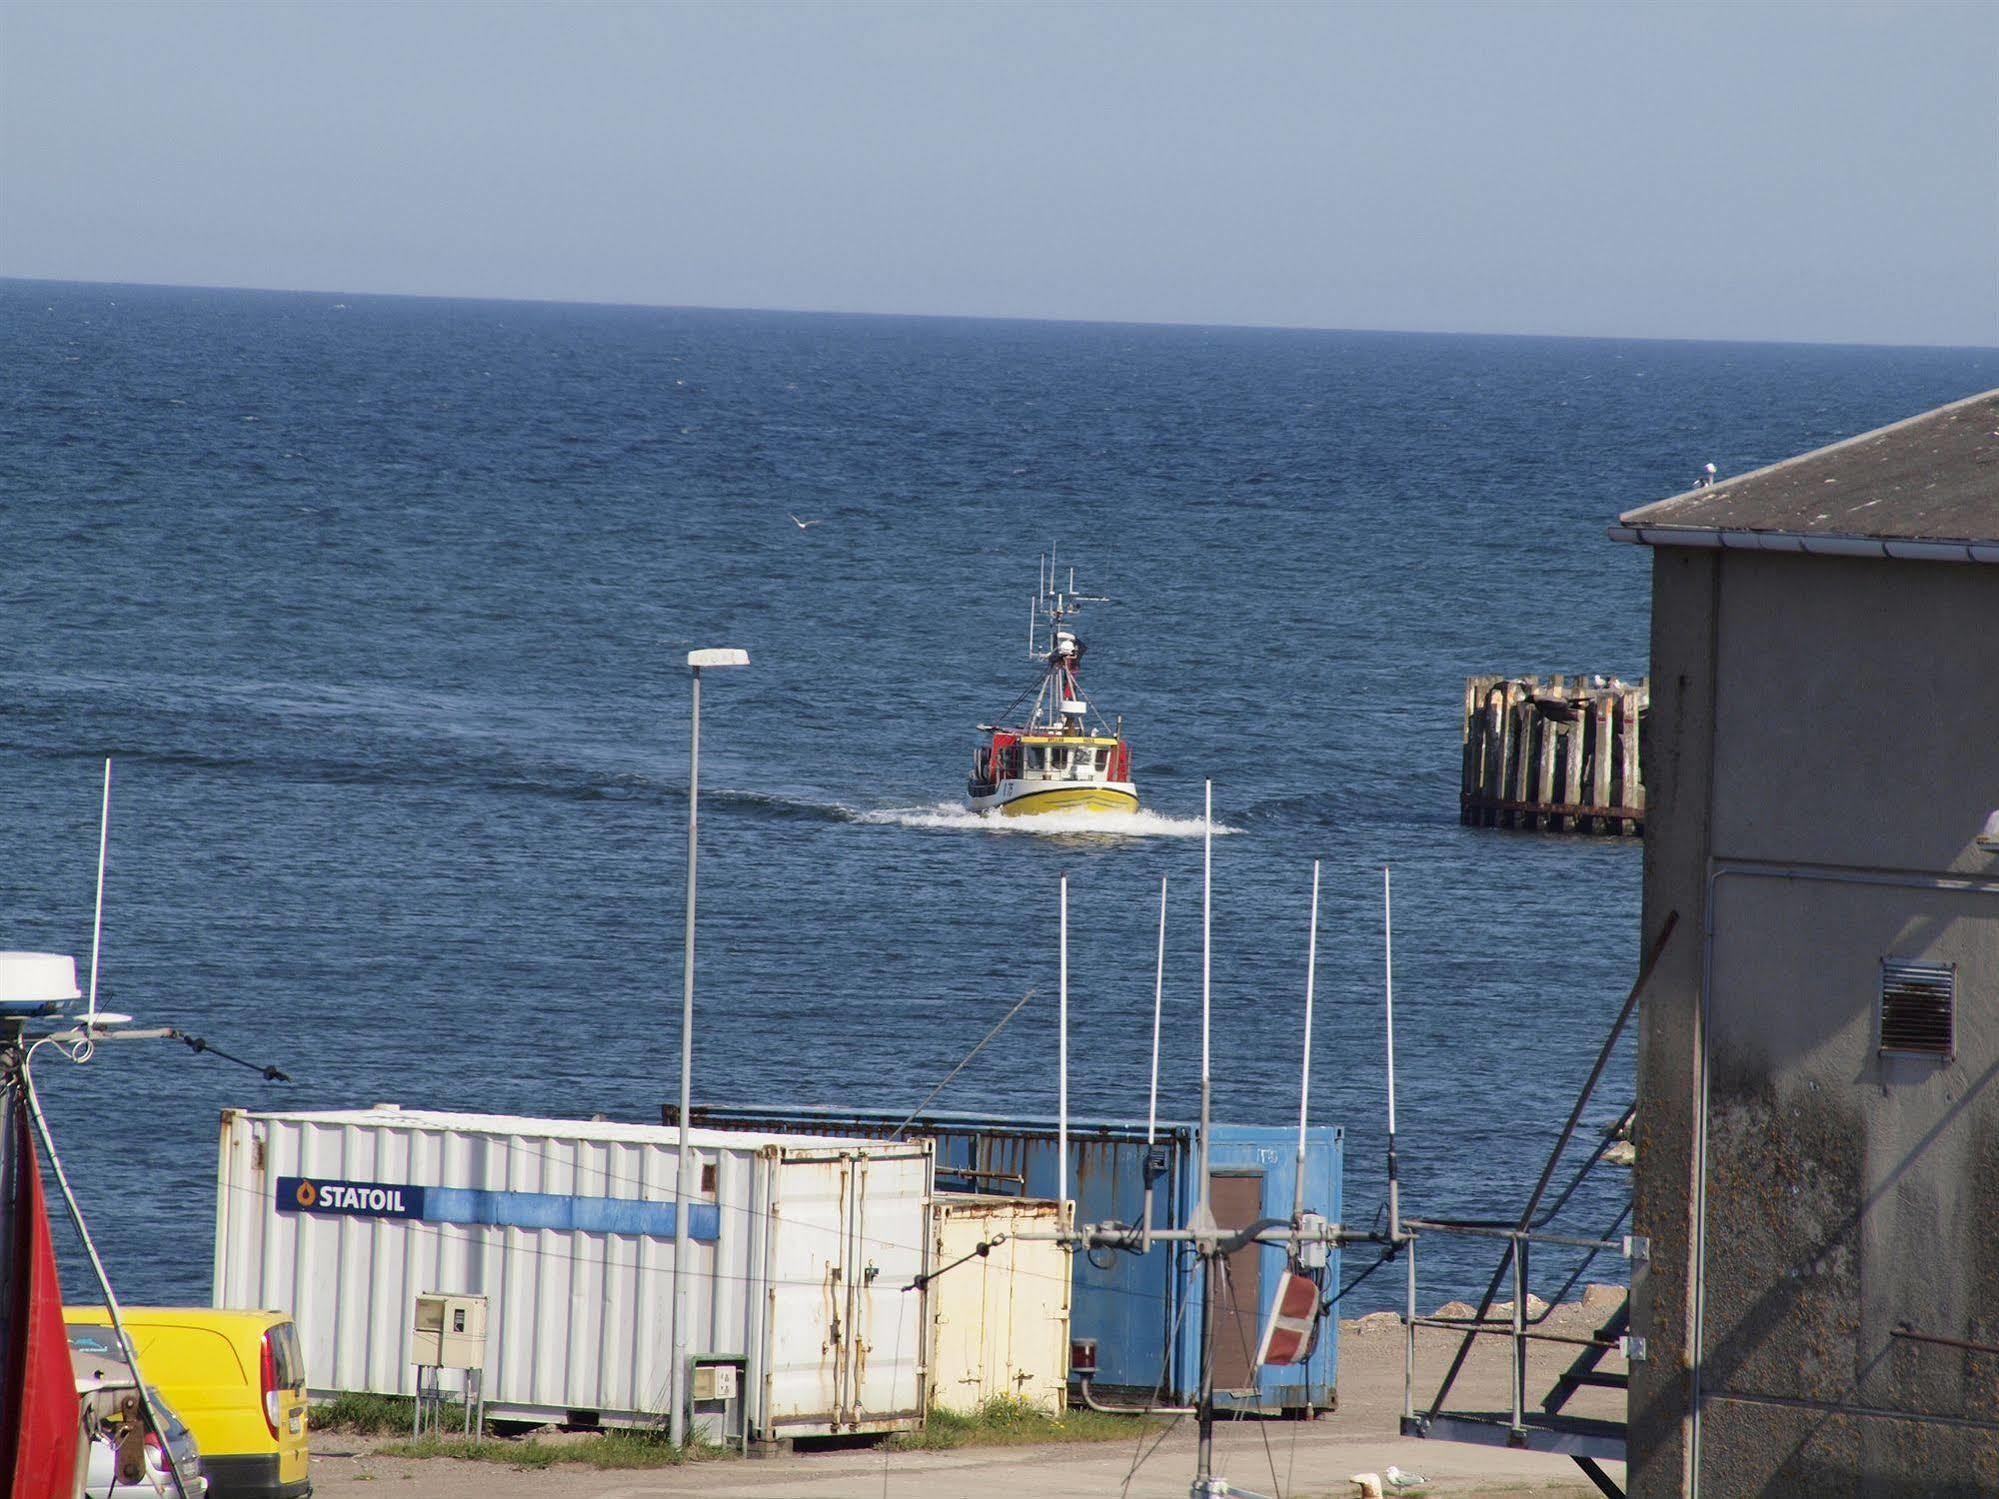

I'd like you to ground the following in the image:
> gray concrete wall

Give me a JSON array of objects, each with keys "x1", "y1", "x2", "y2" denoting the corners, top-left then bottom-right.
[
  {"x1": 1631, "y1": 545, "x2": 1718, "y2": 1499},
  {"x1": 1633, "y1": 549, "x2": 1999, "y2": 1498}
]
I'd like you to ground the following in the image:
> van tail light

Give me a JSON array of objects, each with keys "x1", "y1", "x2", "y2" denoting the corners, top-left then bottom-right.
[
  {"x1": 261, "y1": 1333, "x2": 282, "y2": 1438},
  {"x1": 144, "y1": 1428, "x2": 166, "y2": 1477}
]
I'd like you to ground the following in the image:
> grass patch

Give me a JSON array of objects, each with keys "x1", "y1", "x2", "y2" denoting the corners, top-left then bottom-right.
[
  {"x1": 308, "y1": 1392, "x2": 422, "y2": 1435},
  {"x1": 886, "y1": 1395, "x2": 1153, "y2": 1451},
  {"x1": 373, "y1": 1430, "x2": 724, "y2": 1470}
]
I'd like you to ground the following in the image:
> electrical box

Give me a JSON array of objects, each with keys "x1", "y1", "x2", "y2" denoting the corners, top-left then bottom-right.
[
  {"x1": 687, "y1": 1355, "x2": 747, "y2": 1449},
  {"x1": 690, "y1": 1363, "x2": 737, "y2": 1401},
  {"x1": 412, "y1": 1293, "x2": 489, "y2": 1370}
]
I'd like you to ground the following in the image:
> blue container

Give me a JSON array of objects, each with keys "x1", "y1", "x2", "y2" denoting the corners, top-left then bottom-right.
[{"x1": 673, "y1": 1103, "x2": 1342, "y2": 1411}]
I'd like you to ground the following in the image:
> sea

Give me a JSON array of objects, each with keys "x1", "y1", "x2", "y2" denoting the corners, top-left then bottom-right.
[{"x1": 4, "y1": 277, "x2": 1994, "y2": 1319}]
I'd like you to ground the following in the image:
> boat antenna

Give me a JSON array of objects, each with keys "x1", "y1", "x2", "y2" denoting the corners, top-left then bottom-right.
[
  {"x1": 1293, "y1": 858, "x2": 1320, "y2": 1222},
  {"x1": 86, "y1": 757, "x2": 112, "y2": 1038},
  {"x1": 1143, "y1": 872, "x2": 1166, "y2": 1253},
  {"x1": 1385, "y1": 865, "x2": 1401, "y2": 1243},
  {"x1": 1058, "y1": 869, "x2": 1070, "y2": 1236}
]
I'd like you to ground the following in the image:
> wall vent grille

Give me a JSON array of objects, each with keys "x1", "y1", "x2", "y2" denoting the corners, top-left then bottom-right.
[{"x1": 1880, "y1": 959, "x2": 1954, "y2": 1057}]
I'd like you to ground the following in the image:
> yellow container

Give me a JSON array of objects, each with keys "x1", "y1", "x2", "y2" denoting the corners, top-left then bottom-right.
[
  {"x1": 929, "y1": 1195, "x2": 1072, "y2": 1413},
  {"x1": 65, "y1": 1305, "x2": 310, "y2": 1499}
]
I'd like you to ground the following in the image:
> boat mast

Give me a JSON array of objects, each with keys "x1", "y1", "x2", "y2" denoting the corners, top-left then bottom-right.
[{"x1": 1022, "y1": 558, "x2": 1110, "y2": 736}]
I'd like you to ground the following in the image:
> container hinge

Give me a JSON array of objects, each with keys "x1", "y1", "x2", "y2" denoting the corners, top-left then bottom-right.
[
  {"x1": 1620, "y1": 1335, "x2": 1648, "y2": 1362},
  {"x1": 1622, "y1": 1235, "x2": 1650, "y2": 1264}
]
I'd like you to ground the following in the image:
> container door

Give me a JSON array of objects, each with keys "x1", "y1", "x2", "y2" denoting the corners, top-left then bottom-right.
[
  {"x1": 1208, "y1": 1172, "x2": 1264, "y2": 1394},
  {"x1": 757, "y1": 1150, "x2": 851, "y2": 1431},
  {"x1": 838, "y1": 1150, "x2": 929, "y2": 1424},
  {"x1": 760, "y1": 1147, "x2": 928, "y2": 1434}
]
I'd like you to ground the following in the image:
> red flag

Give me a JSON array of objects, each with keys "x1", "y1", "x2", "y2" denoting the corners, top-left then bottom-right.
[
  {"x1": 1253, "y1": 1269, "x2": 1322, "y2": 1368},
  {"x1": 3, "y1": 1094, "x2": 82, "y2": 1499}
]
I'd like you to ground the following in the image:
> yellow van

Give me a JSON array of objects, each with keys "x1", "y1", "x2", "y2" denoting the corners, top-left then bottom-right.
[{"x1": 65, "y1": 1306, "x2": 310, "y2": 1499}]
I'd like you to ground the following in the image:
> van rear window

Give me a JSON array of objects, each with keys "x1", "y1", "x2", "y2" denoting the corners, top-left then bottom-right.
[{"x1": 269, "y1": 1322, "x2": 306, "y2": 1391}]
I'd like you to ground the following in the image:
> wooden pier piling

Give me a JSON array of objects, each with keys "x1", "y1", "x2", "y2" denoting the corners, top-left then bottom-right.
[{"x1": 1460, "y1": 675, "x2": 1647, "y2": 835}]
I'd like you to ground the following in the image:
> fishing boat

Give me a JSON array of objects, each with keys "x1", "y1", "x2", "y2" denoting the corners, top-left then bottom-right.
[{"x1": 966, "y1": 559, "x2": 1138, "y2": 816}]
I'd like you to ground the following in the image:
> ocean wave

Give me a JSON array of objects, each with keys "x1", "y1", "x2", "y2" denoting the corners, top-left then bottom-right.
[{"x1": 850, "y1": 801, "x2": 1239, "y2": 838}]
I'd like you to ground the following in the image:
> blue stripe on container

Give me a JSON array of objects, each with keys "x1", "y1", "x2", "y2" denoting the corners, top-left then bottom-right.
[{"x1": 421, "y1": 1188, "x2": 719, "y2": 1240}]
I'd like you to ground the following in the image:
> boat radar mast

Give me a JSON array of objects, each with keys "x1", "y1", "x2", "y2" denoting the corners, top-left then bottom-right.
[{"x1": 966, "y1": 553, "x2": 1138, "y2": 817}]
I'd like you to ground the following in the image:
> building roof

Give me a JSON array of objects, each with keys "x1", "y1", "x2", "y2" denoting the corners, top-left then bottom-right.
[{"x1": 1609, "y1": 387, "x2": 1999, "y2": 562}]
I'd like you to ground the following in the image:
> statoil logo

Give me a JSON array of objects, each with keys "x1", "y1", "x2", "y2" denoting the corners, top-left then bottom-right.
[{"x1": 276, "y1": 1175, "x2": 425, "y2": 1220}]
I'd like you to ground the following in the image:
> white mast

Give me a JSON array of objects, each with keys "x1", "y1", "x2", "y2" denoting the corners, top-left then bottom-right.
[
  {"x1": 1143, "y1": 873, "x2": 1167, "y2": 1252},
  {"x1": 1385, "y1": 865, "x2": 1401, "y2": 1241},
  {"x1": 1293, "y1": 858, "x2": 1320, "y2": 1220},
  {"x1": 87, "y1": 757, "x2": 112, "y2": 1033},
  {"x1": 1198, "y1": 780, "x2": 1212, "y2": 1223},
  {"x1": 1058, "y1": 870, "x2": 1070, "y2": 1230}
]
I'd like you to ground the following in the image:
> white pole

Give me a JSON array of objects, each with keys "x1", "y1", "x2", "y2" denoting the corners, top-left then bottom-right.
[
  {"x1": 1384, "y1": 866, "x2": 1396, "y2": 1138},
  {"x1": 1198, "y1": 780, "x2": 1212, "y2": 1221},
  {"x1": 1385, "y1": 865, "x2": 1401, "y2": 1244},
  {"x1": 1293, "y1": 859, "x2": 1320, "y2": 1220},
  {"x1": 1194, "y1": 779, "x2": 1218, "y2": 1495},
  {"x1": 1145, "y1": 874, "x2": 1166, "y2": 1144},
  {"x1": 87, "y1": 757, "x2": 112, "y2": 1030},
  {"x1": 670, "y1": 668, "x2": 702, "y2": 1447},
  {"x1": 1058, "y1": 870, "x2": 1070, "y2": 1231},
  {"x1": 1143, "y1": 873, "x2": 1167, "y2": 1250}
]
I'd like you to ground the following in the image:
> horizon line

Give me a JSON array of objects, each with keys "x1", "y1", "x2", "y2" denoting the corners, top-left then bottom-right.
[{"x1": 5, "y1": 273, "x2": 1996, "y2": 357}]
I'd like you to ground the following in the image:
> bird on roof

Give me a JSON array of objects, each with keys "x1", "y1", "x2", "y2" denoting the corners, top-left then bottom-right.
[
  {"x1": 1697, "y1": 461, "x2": 1718, "y2": 488},
  {"x1": 787, "y1": 513, "x2": 823, "y2": 530}
]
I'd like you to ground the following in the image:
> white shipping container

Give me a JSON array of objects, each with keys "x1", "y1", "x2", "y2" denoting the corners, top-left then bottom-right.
[
  {"x1": 212, "y1": 1106, "x2": 932, "y2": 1439},
  {"x1": 929, "y1": 1196, "x2": 1070, "y2": 1413}
]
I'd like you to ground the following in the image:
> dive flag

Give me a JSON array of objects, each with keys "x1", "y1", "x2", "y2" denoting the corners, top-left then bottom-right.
[{"x1": 1253, "y1": 1269, "x2": 1322, "y2": 1368}]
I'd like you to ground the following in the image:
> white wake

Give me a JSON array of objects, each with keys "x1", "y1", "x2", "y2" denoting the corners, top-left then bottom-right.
[{"x1": 852, "y1": 801, "x2": 1239, "y2": 838}]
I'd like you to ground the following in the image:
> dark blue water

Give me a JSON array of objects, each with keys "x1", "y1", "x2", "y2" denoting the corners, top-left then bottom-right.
[{"x1": 5, "y1": 279, "x2": 1994, "y2": 1316}]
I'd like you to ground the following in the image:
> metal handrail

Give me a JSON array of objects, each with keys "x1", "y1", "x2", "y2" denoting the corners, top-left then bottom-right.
[{"x1": 1413, "y1": 912, "x2": 1677, "y2": 1437}]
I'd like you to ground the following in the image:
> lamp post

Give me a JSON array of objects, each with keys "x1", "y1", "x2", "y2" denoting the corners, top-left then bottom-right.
[{"x1": 671, "y1": 646, "x2": 749, "y2": 1446}]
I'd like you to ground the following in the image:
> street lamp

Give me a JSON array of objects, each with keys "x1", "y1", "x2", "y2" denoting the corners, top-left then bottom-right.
[{"x1": 671, "y1": 646, "x2": 749, "y2": 1446}]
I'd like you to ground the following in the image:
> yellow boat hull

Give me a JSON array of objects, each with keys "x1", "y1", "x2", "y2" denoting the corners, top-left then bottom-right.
[{"x1": 995, "y1": 785, "x2": 1140, "y2": 817}]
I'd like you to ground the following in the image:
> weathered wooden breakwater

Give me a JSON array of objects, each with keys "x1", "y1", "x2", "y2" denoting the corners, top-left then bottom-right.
[{"x1": 1460, "y1": 674, "x2": 1647, "y2": 834}]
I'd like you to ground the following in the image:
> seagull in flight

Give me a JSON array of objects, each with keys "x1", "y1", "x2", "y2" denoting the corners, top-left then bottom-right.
[{"x1": 787, "y1": 513, "x2": 823, "y2": 530}]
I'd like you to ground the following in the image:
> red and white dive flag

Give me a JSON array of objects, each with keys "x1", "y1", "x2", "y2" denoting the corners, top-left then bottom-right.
[{"x1": 1253, "y1": 1268, "x2": 1322, "y2": 1368}]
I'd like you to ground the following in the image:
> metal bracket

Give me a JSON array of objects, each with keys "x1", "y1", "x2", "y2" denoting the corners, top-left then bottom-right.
[
  {"x1": 1619, "y1": 1335, "x2": 1648, "y2": 1363},
  {"x1": 1622, "y1": 1235, "x2": 1650, "y2": 1264}
]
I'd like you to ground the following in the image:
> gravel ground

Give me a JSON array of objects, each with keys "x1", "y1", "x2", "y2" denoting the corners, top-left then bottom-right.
[{"x1": 309, "y1": 1293, "x2": 1628, "y2": 1499}]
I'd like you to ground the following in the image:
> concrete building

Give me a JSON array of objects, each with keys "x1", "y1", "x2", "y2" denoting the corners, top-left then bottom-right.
[{"x1": 1610, "y1": 388, "x2": 1999, "y2": 1496}]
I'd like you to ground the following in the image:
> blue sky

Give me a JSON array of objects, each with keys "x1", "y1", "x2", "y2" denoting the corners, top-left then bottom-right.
[{"x1": 3, "y1": 1, "x2": 1994, "y2": 345}]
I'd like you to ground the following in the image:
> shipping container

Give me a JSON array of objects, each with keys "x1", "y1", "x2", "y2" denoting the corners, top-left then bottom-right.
[
  {"x1": 929, "y1": 1196, "x2": 1069, "y2": 1414},
  {"x1": 212, "y1": 1106, "x2": 932, "y2": 1440},
  {"x1": 672, "y1": 1104, "x2": 1342, "y2": 1412}
]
